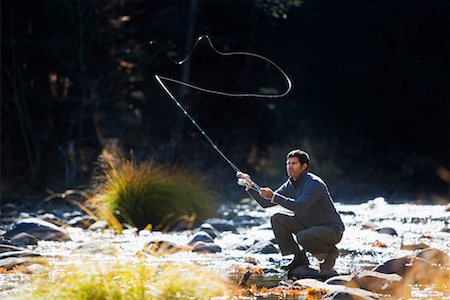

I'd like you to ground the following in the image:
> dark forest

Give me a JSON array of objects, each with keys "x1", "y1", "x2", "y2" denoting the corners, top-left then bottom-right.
[{"x1": 2, "y1": 1, "x2": 449, "y2": 204}]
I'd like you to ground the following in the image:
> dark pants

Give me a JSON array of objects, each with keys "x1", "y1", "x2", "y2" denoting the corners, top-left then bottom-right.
[{"x1": 271, "y1": 213, "x2": 343, "y2": 269}]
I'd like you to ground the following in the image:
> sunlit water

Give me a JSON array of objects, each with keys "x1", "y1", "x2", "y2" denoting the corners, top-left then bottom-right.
[{"x1": 1, "y1": 198, "x2": 449, "y2": 299}]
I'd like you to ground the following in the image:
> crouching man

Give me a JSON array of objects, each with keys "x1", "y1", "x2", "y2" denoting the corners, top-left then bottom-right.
[{"x1": 237, "y1": 149, "x2": 345, "y2": 276}]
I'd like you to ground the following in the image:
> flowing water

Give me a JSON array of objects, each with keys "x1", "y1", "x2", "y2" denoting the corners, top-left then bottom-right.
[{"x1": 1, "y1": 197, "x2": 449, "y2": 299}]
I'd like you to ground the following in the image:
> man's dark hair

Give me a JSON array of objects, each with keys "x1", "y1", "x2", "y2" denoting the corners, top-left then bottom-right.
[{"x1": 287, "y1": 149, "x2": 310, "y2": 166}]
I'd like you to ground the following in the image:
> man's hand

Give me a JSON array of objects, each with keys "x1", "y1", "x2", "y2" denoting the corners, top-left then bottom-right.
[
  {"x1": 259, "y1": 187, "x2": 274, "y2": 200},
  {"x1": 236, "y1": 172, "x2": 253, "y2": 189}
]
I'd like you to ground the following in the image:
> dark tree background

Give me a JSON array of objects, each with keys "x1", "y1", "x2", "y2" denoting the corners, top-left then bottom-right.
[{"x1": 1, "y1": 1, "x2": 449, "y2": 204}]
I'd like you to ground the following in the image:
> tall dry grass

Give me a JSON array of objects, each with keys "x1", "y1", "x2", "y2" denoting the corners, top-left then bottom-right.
[{"x1": 91, "y1": 152, "x2": 216, "y2": 229}]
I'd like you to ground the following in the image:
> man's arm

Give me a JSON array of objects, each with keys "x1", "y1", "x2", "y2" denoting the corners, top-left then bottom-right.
[
  {"x1": 236, "y1": 172, "x2": 276, "y2": 208},
  {"x1": 272, "y1": 179, "x2": 324, "y2": 212}
]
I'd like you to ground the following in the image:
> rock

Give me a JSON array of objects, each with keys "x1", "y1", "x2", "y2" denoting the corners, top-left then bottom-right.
[
  {"x1": 188, "y1": 231, "x2": 214, "y2": 245},
  {"x1": 361, "y1": 221, "x2": 378, "y2": 230},
  {"x1": 227, "y1": 245, "x2": 248, "y2": 251},
  {"x1": 1, "y1": 203, "x2": 19, "y2": 216},
  {"x1": 352, "y1": 270, "x2": 405, "y2": 295},
  {"x1": 375, "y1": 227, "x2": 397, "y2": 236},
  {"x1": 0, "y1": 256, "x2": 47, "y2": 271},
  {"x1": 27, "y1": 263, "x2": 48, "y2": 274},
  {"x1": 404, "y1": 257, "x2": 447, "y2": 285},
  {"x1": 145, "y1": 240, "x2": 181, "y2": 254},
  {"x1": 10, "y1": 232, "x2": 38, "y2": 247},
  {"x1": 4, "y1": 218, "x2": 71, "y2": 242},
  {"x1": 203, "y1": 219, "x2": 236, "y2": 232},
  {"x1": 88, "y1": 221, "x2": 109, "y2": 231},
  {"x1": 416, "y1": 248, "x2": 450, "y2": 266},
  {"x1": 400, "y1": 243, "x2": 429, "y2": 251},
  {"x1": 199, "y1": 223, "x2": 220, "y2": 239},
  {"x1": 339, "y1": 211, "x2": 356, "y2": 216},
  {"x1": 247, "y1": 241, "x2": 278, "y2": 254},
  {"x1": 67, "y1": 216, "x2": 96, "y2": 229},
  {"x1": 71, "y1": 242, "x2": 117, "y2": 255},
  {"x1": 294, "y1": 278, "x2": 380, "y2": 300},
  {"x1": 325, "y1": 275, "x2": 358, "y2": 288},
  {"x1": 0, "y1": 250, "x2": 41, "y2": 260},
  {"x1": 38, "y1": 213, "x2": 62, "y2": 225},
  {"x1": 191, "y1": 241, "x2": 222, "y2": 253},
  {"x1": 372, "y1": 256, "x2": 413, "y2": 277},
  {"x1": 0, "y1": 244, "x2": 24, "y2": 253}
]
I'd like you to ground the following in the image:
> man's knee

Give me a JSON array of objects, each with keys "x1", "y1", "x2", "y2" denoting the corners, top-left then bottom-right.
[{"x1": 270, "y1": 213, "x2": 286, "y2": 227}]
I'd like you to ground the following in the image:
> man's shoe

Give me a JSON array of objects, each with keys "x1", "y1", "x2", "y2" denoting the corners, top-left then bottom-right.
[
  {"x1": 320, "y1": 246, "x2": 339, "y2": 272},
  {"x1": 281, "y1": 253, "x2": 308, "y2": 271}
]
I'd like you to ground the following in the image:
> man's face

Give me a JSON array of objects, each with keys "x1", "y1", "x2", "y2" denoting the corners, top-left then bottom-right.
[{"x1": 286, "y1": 157, "x2": 307, "y2": 180}]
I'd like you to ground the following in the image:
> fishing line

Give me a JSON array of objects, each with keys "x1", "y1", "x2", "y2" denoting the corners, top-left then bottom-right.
[{"x1": 153, "y1": 35, "x2": 293, "y2": 193}]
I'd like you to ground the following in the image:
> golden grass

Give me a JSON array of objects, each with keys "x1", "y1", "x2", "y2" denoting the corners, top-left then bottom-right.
[
  {"x1": 19, "y1": 260, "x2": 230, "y2": 300},
  {"x1": 91, "y1": 154, "x2": 216, "y2": 229}
]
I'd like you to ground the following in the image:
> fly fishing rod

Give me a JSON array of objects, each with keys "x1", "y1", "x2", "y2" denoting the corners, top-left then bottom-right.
[{"x1": 154, "y1": 35, "x2": 293, "y2": 196}]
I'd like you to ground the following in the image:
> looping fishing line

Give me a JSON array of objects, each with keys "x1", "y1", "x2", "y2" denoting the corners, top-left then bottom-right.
[{"x1": 153, "y1": 35, "x2": 293, "y2": 193}]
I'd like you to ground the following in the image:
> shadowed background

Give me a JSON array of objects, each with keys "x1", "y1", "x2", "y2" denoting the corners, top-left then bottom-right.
[{"x1": 2, "y1": 1, "x2": 449, "y2": 204}]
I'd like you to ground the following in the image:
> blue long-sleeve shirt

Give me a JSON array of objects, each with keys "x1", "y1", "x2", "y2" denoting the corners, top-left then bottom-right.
[{"x1": 248, "y1": 172, "x2": 345, "y2": 232}]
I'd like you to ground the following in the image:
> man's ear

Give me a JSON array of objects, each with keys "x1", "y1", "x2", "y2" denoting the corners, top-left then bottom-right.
[{"x1": 301, "y1": 163, "x2": 308, "y2": 172}]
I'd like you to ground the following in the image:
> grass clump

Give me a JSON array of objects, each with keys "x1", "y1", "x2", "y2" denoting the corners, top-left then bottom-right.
[
  {"x1": 92, "y1": 154, "x2": 216, "y2": 229},
  {"x1": 20, "y1": 261, "x2": 230, "y2": 300}
]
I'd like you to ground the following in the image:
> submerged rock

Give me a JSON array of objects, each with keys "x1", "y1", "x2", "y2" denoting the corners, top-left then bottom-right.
[
  {"x1": 191, "y1": 241, "x2": 222, "y2": 253},
  {"x1": 4, "y1": 218, "x2": 71, "y2": 241}
]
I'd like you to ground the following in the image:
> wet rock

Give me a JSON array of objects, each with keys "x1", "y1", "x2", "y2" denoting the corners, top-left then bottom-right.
[
  {"x1": 294, "y1": 278, "x2": 380, "y2": 300},
  {"x1": 339, "y1": 211, "x2": 356, "y2": 216},
  {"x1": 247, "y1": 241, "x2": 278, "y2": 254},
  {"x1": 88, "y1": 221, "x2": 109, "y2": 231},
  {"x1": 325, "y1": 275, "x2": 358, "y2": 288},
  {"x1": 361, "y1": 221, "x2": 378, "y2": 230},
  {"x1": 400, "y1": 242, "x2": 429, "y2": 251},
  {"x1": 227, "y1": 244, "x2": 248, "y2": 251},
  {"x1": 71, "y1": 242, "x2": 117, "y2": 255},
  {"x1": 10, "y1": 232, "x2": 38, "y2": 247},
  {"x1": 4, "y1": 218, "x2": 71, "y2": 241},
  {"x1": 416, "y1": 248, "x2": 450, "y2": 266},
  {"x1": 38, "y1": 213, "x2": 62, "y2": 225},
  {"x1": 191, "y1": 241, "x2": 222, "y2": 253},
  {"x1": 188, "y1": 231, "x2": 214, "y2": 245},
  {"x1": 375, "y1": 227, "x2": 397, "y2": 236},
  {"x1": 372, "y1": 256, "x2": 414, "y2": 277},
  {"x1": 27, "y1": 263, "x2": 48, "y2": 274},
  {"x1": 352, "y1": 270, "x2": 405, "y2": 295},
  {"x1": 145, "y1": 240, "x2": 181, "y2": 254},
  {"x1": 203, "y1": 218, "x2": 236, "y2": 232},
  {"x1": 0, "y1": 256, "x2": 47, "y2": 271},
  {"x1": 198, "y1": 223, "x2": 220, "y2": 238},
  {"x1": 0, "y1": 250, "x2": 41, "y2": 259},
  {"x1": 198, "y1": 223, "x2": 220, "y2": 239},
  {"x1": 67, "y1": 216, "x2": 96, "y2": 229},
  {"x1": 404, "y1": 257, "x2": 447, "y2": 285},
  {"x1": 63, "y1": 211, "x2": 83, "y2": 220},
  {"x1": 0, "y1": 244, "x2": 24, "y2": 253},
  {"x1": 1, "y1": 203, "x2": 19, "y2": 217}
]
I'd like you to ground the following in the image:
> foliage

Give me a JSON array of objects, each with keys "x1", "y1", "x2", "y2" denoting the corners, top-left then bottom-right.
[
  {"x1": 91, "y1": 152, "x2": 216, "y2": 229},
  {"x1": 19, "y1": 261, "x2": 230, "y2": 300}
]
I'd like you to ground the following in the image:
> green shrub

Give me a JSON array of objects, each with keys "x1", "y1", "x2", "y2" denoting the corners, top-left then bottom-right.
[
  {"x1": 20, "y1": 261, "x2": 230, "y2": 300},
  {"x1": 93, "y1": 157, "x2": 216, "y2": 229}
]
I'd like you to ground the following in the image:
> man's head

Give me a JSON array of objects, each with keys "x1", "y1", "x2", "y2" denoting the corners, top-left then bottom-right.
[{"x1": 286, "y1": 149, "x2": 310, "y2": 180}]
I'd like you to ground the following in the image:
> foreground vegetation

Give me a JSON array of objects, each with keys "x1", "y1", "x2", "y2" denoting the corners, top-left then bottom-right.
[{"x1": 18, "y1": 261, "x2": 230, "y2": 300}]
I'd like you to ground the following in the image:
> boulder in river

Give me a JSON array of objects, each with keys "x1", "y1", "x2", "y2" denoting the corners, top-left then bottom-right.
[
  {"x1": 191, "y1": 241, "x2": 222, "y2": 253},
  {"x1": 188, "y1": 231, "x2": 214, "y2": 245},
  {"x1": 198, "y1": 223, "x2": 220, "y2": 239},
  {"x1": 4, "y1": 218, "x2": 71, "y2": 241},
  {"x1": 247, "y1": 241, "x2": 278, "y2": 254},
  {"x1": 203, "y1": 218, "x2": 236, "y2": 232},
  {"x1": 10, "y1": 232, "x2": 38, "y2": 247}
]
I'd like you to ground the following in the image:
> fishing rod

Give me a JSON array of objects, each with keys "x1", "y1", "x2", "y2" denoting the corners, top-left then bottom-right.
[{"x1": 154, "y1": 35, "x2": 293, "y2": 194}]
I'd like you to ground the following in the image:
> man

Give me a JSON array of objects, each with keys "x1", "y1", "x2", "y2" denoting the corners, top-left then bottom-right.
[{"x1": 237, "y1": 149, "x2": 344, "y2": 275}]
